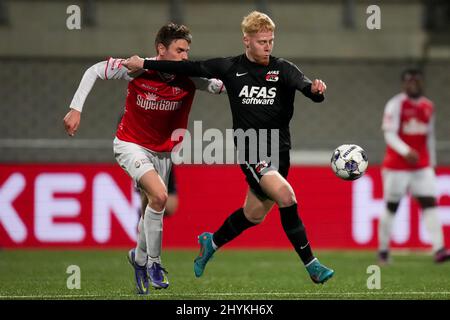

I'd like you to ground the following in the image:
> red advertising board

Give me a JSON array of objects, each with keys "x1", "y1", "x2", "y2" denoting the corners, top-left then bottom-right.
[{"x1": 1, "y1": 164, "x2": 450, "y2": 249}]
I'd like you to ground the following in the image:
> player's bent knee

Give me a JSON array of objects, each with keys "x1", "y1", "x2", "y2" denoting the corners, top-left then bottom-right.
[
  {"x1": 276, "y1": 189, "x2": 297, "y2": 208},
  {"x1": 149, "y1": 192, "x2": 168, "y2": 212}
]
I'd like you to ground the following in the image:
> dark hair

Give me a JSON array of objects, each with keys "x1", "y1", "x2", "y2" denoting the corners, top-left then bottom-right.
[
  {"x1": 401, "y1": 68, "x2": 423, "y2": 81},
  {"x1": 154, "y1": 22, "x2": 192, "y2": 52}
]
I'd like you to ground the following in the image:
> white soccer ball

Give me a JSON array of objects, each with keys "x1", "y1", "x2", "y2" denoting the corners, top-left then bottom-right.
[{"x1": 331, "y1": 144, "x2": 368, "y2": 180}]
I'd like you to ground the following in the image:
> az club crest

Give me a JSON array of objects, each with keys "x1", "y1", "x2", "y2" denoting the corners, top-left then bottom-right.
[{"x1": 265, "y1": 70, "x2": 279, "y2": 82}]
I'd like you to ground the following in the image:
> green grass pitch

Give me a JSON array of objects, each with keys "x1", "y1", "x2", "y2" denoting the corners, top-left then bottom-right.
[{"x1": 1, "y1": 249, "x2": 450, "y2": 300}]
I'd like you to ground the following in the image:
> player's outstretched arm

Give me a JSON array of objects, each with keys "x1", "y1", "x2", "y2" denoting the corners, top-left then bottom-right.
[
  {"x1": 64, "y1": 58, "x2": 136, "y2": 137},
  {"x1": 282, "y1": 59, "x2": 325, "y2": 102},
  {"x1": 123, "y1": 55, "x2": 224, "y2": 79},
  {"x1": 298, "y1": 79, "x2": 325, "y2": 102}
]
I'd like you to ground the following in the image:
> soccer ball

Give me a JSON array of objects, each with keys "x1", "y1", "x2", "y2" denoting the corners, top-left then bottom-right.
[{"x1": 331, "y1": 144, "x2": 368, "y2": 180}]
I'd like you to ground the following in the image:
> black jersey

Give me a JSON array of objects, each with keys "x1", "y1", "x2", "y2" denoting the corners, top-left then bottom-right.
[{"x1": 143, "y1": 54, "x2": 324, "y2": 152}]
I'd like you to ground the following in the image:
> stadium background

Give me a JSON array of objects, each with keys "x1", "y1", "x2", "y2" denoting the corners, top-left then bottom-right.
[{"x1": 1, "y1": 0, "x2": 450, "y2": 250}]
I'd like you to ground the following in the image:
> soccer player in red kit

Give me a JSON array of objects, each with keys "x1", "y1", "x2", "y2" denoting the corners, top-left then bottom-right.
[
  {"x1": 378, "y1": 68, "x2": 450, "y2": 264},
  {"x1": 63, "y1": 23, "x2": 225, "y2": 294}
]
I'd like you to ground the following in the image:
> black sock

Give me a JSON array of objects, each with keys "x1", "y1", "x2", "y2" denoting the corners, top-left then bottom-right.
[
  {"x1": 213, "y1": 208, "x2": 256, "y2": 248},
  {"x1": 279, "y1": 204, "x2": 315, "y2": 265}
]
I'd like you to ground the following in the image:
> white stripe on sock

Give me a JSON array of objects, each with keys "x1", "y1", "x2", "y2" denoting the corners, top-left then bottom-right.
[{"x1": 305, "y1": 257, "x2": 317, "y2": 267}]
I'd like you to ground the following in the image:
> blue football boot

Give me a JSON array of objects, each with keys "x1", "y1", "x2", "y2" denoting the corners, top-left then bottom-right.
[
  {"x1": 306, "y1": 258, "x2": 334, "y2": 284},
  {"x1": 194, "y1": 232, "x2": 216, "y2": 278},
  {"x1": 127, "y1": 249, "x2": 149, "y2": 294}
]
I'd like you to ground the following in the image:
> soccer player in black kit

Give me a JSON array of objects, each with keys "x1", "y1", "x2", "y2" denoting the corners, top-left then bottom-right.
[{"x1": 123, "y1": 11, "x2": 334, "y2": 284}]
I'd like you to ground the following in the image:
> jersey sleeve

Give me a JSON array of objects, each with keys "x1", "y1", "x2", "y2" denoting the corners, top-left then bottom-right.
[
  {"x1": 281, "y1": 59, "x2": 324, "y2": 102},
  {"x1": 382, "y1": 95, "x2": 402, "y2": 133},
  {"x1": 382, "y1": 95, "x2": 410, "y2": 156},
  {"x1": 143, "y1": 58, "x2": 229, "y2": 80},
  {"x1": 98, "y1": 57, "x2": 137, "y2": 81},
  {"x1": 428, "y1": 113, "x2": 437, "y2": 167},
  {"x1": 190, "y1": 77, "x2": 225, "y2": 94},
  {"x1": 384, "y1": 131, "x2": 411, "y2": 156},
  {"x1": 69, "y1": 58, "x2": 136, "y2": 112}
]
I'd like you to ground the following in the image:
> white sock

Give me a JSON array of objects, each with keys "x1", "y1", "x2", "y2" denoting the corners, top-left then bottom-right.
[
  {"x1": 144, "y1": 205, "x2": 164, "y2": 265},
  {"x1": 135, "y1": 216, "x2": 147, "y2": 266},
  {"x1": 148, "y1": 255, "x2": 161, "y2": 265},
  {"x1": 423, "y1": 207, "x2": 444, "y2": 253},
  {"x1": 378, "y1": 209, "x2": 395, "y2": 252}
]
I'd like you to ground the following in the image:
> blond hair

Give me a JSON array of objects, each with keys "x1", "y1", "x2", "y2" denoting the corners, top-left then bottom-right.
[{"x1": 241, "y1": 11, "x2": 275, "y2": 35}]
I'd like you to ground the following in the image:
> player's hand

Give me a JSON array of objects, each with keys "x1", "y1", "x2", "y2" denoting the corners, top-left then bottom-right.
[
  {"x1": 122, "y1": 55, "x2": 145, "y2": 73},
  {"x1": 404, "y1": 149, "x2": 419, "y2": 164},
  {"x1": 311, "y1": 79, "x2": 326, "y2": 95},
  {"x1": 63, "y1": 108, "x2": 81, "y2": 137}
]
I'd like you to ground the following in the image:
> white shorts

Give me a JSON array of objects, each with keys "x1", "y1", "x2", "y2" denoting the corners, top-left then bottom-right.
[
  {"x1": 382, "y1": 167, "x2": 437, "y2": 203},
  {"x1": 113, "y1": 137, "x2": 172, "y2": 188}
]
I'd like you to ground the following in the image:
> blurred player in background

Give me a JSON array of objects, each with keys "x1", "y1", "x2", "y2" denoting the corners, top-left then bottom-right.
[
  {"x1": 123, "y1": 11, "x2": 334, "y2": 284},
  {"x1": 378, "y1": 68, "x2": 450, "y2": 264},
  {"x1": 64, "y1": 23, "x2": 224, "y2": 294}
]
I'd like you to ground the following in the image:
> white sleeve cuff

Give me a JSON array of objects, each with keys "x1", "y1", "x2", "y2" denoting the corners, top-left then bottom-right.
[{"x1": 384, "y1": 131, "x2": 410, "y2": 156}]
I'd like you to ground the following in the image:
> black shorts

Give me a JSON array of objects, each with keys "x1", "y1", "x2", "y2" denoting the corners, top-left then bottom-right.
[
  {"x1": 167, "y1": 167, "x2": 177, "y2": 195},
  {"x1": 239, "y1": 151, "x2": 290, "y2": 201}
]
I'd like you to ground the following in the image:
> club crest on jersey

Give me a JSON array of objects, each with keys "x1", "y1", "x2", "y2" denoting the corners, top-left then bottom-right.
[
  {"x1": 172, "y1": 86, "x2": 182, "y2": 95},
  {"x1": 265, "y1": 70, "x2": 279, "y2": 82},
  {"x1": 255, "y1": 160, "x2": 269, "y2": 174},
  {"x1": 145, "y1": 92, "x2": 158, "y2": 101}
]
